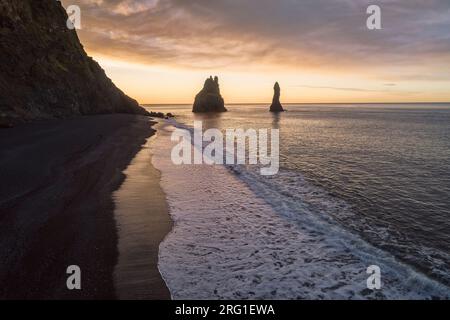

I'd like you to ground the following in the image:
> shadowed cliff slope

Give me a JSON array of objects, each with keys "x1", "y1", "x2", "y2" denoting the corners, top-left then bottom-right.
[{"x1": 0, "y1": 0, "x2": 147, "y2": 127}]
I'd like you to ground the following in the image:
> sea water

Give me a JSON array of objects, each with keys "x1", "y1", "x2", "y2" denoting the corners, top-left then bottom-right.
[{"x1": 147, "y1": 104, "x2": 450, "y2": 299}]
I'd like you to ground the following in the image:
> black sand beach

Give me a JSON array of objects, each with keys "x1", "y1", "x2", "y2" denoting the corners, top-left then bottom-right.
[
  {"x1": 0, "y1": 114, "x2": 171, "y2": 299},
  {"x1": 114, "y1": 127, "x2": 173, "y2": 300}
]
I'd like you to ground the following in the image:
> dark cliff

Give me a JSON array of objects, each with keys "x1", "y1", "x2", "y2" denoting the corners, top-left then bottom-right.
[
  {"x1": 192, "y1": 76, "x2": 227, "y2": 113},
  {"x1": 0, "y1": 0, "x2": 147, "y2": 127}
]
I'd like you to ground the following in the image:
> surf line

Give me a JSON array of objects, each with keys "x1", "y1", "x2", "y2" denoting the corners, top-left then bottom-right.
[{"x1": 170, "y1": 120, "x2": 280, "y2": 176}]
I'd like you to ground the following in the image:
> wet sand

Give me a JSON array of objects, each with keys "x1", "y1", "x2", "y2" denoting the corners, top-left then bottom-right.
[
  {"x1": 113, "y1": 126, "x2": 172, "y2": 300},
  {"x1": 0, "y1": 114, "x2": 171, "y2": 299}
]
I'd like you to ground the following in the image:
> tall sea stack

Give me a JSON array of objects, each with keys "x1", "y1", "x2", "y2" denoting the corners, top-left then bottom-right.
[
  {"x1": 192, "y1": 76, "x2": 227, "y2": 113},
  {"x1": 270, "y1": 82, "x2": 284, "y2": 112},
  {"x1": 0, "y1": 0, "x2": 148, "y2": 127}
]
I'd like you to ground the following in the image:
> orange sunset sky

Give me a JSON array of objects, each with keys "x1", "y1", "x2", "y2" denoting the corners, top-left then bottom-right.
[{"x1": 61, "y1": 0, "x2": 450, "y2": 104}]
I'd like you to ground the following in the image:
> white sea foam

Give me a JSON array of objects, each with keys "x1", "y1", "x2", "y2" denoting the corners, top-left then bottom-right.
[{"x1": 152, "y1": 121, "x2": 450, "y2": 300}]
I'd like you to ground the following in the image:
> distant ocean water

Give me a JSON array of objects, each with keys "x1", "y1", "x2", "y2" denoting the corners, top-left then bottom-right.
[{"x1": 146, "y1": 104, "x2": 450, "y2": 299}]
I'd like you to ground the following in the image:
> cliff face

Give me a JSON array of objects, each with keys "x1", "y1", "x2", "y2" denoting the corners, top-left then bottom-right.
[
  {"x1": 0, "y1": 0, "x2": 147, "y2": 127},
  {"x1": 192, "y1": 76, "x2": 227, "y2": 113},
  {"x1": 270, "y1": 82, "x2": 284, "y2": 112}
]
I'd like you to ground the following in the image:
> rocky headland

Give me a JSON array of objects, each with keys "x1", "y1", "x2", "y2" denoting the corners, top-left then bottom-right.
[
  {"x1": 0, "y1": 0, "x2": 172, "y2": 299},
  {"x1": 0, "y1": 0, "x2": 149, "y2": 127}
]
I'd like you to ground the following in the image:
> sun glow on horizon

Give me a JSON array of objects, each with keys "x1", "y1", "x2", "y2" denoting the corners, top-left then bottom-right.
[
  {"x1": 95, "y1": 55, "x2": 450, "y2": 105},
  {"x1": 68, "y1": 0, "x2": 450, "y2": 105}
]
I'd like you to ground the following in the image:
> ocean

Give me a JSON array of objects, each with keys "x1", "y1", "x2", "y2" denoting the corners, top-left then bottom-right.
[{"x1": 146, "y1": 103, "x2": 450, "y2": 299}]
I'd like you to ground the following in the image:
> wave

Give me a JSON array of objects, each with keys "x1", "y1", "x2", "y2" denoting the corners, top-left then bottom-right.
[{"x1": 153, "y1": 120, "x2": 450, "y2": 300}]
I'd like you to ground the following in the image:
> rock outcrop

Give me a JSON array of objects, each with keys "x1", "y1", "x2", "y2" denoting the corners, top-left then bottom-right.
[
  {"x1": 0, "y1": 0, "x2": 148, "y2": 127},
  {"x1": 192, "y1": 76, "x2": 227, "y2": 113},
  {"x1": 269, "y1": 82, "x2": 285, "y2": 112}
]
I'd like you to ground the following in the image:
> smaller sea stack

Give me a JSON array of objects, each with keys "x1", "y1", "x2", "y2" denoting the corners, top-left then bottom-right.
[
  {"x1": 270, "y1": 82, "x2": 284, "y2": 112},
  {"x1": 193, "y1": 76, "x2": 227, "y2": 113}
]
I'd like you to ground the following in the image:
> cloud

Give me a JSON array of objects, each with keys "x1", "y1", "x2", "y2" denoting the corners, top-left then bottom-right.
[
  {"x1": 294, "y1": 85, "x2": 390, "y2": 93},
  {"x1": 111, "y1": 0, "x2": 159, "y2": 15},
  {"x1": 62, "y1": 0, "x2": 450, "y2": 80},
  {"x1": 294, "y1": 85, "x2": 419, "y2": 95}
]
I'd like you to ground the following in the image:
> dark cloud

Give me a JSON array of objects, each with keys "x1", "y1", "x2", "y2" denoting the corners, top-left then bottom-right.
[{"x1": 61, "y1": 0, "x2": 450, "y2": 79}]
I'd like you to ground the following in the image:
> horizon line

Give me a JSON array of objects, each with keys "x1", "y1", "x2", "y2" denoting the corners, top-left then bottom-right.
[{"x1": 142, "y1": 101, "x2": 450, "y2": 106}]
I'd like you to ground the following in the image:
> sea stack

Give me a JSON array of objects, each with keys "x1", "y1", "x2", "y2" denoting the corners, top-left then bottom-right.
[
  {"x1": 192, "y1": 76, "x2": 227, "y2": 113},
  {"x1": 270, "y1": 82, "x2": 284, "y2": 112}
]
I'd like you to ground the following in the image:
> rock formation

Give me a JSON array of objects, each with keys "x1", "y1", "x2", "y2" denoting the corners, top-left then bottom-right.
[
  {"x1": 0, "y1": 0, "x2": 148, "y2": 127},
  {"x1": 192, "y1": 76, "x2": 227, "y2": 113},
  {"x1": 269, "y1": 82, "x2": 284, "y2": 112}
]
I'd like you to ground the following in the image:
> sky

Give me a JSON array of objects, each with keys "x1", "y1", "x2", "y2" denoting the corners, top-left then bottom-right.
[{"x1": 61, "y1": 0, "x2": 450, "y2": 104}]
